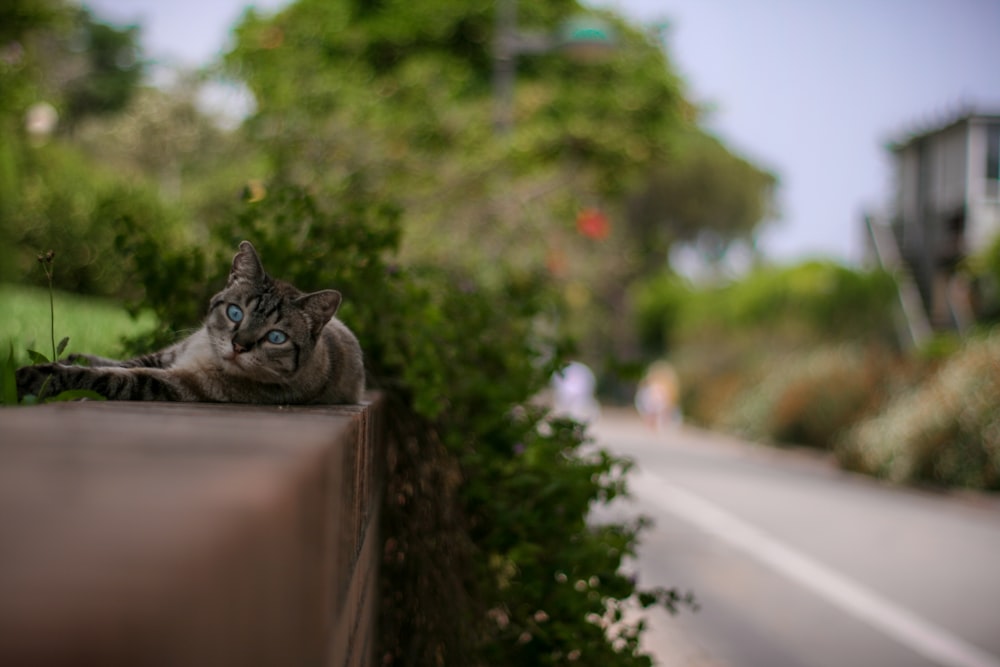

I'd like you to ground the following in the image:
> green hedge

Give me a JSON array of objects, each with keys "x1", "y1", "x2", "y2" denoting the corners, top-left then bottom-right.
[
  {"x1": 632, "y1": 261, "x2": 898, "y2": 352},
  {"x1": 4, "y1": 142, "x2": 184, "y2": 299},
  {"x1": 720, "y1": 345, "x2": 886, "y2": 450},
  {"x1": 837, "y1": 331, "x2": 1000, "y2": 490}
]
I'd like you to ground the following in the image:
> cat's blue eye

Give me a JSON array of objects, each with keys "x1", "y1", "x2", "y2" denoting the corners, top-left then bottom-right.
[
  {"x1": 226, "y1": 304, "x2": 244, "y2": 323},
  {"x1": 266, "y1": 330, "x2": 288, "y2": 345}
]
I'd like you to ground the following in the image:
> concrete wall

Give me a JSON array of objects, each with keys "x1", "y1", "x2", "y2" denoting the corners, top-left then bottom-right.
[{"x1": 0, "y1": 397, "x2": 385, "y2": 667}]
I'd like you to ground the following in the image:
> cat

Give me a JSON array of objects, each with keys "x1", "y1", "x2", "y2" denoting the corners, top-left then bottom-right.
[{"x1": 16, "y1": 241, "x2": 365, "y2": 404}]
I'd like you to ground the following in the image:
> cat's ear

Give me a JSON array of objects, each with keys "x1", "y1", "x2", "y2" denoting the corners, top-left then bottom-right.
[
  {"x1": 296, "y1": 290, "x2": 342, "y2": 335},
  {"x1": 229, "y1": 241, "x2": 265, "y2": 285}
]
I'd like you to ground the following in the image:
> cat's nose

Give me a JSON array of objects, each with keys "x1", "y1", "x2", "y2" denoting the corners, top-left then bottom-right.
[{"x1": 232, "y1": 333, "x2": 255, "y2": 354}]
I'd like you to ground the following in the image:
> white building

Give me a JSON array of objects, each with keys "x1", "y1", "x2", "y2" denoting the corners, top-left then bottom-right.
[{"x1": 884, "y1": 110, "x2": 1000, "y2": 330}]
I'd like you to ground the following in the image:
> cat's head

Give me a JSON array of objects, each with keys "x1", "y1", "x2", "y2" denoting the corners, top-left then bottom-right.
[{"x1": 206, "y1": 241, "x2": 341, "y2": 381}]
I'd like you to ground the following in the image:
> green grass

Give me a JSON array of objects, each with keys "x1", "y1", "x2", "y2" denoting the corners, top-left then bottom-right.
[{"x1": 0, "y1": 283, "x2": 157, "y2": 366}]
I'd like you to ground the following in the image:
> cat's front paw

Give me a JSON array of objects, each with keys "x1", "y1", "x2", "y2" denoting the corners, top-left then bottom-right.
[{"x1": 15, "y1": 363, "x2": 59, "y2": 400}]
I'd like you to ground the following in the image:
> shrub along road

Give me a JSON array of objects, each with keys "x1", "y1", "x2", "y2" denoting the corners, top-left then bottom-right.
[{"x1": 589, "y1": 409, "x2": 1000, "y2": 667}]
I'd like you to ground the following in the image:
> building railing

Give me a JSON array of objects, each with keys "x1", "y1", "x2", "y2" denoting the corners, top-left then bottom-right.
[
  {"x1": 864, "y1": 214, "x2": 934, "y2": 348},
  {"x1": 0, "y1": 396, "x2": 385, "y2": 667}
]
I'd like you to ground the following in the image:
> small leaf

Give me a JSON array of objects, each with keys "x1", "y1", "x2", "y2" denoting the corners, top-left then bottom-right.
[
  {"x1": 56, "y1": 337, "x2": 70, "y2": 358},
  {"x1": 44, "y1": 389, "x2": 107, "y2": 403},
  {"x1": 27, "y1": 349, "x2": 50, "y2": 364},
  {"x1": 1, "y1": 343, "x2": 18, "y2": 406}
]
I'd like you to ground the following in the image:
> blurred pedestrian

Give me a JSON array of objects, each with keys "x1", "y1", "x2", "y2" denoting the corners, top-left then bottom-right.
[
  {"x1": 635, "y1": 361, "x2": 681, "y2": 430},
  {"x1": 551, "y1": 361, "x2": 601, "y2": 423}
]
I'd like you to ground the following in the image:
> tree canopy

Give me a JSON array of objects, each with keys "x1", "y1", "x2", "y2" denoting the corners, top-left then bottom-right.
[
  {"x1": 225, "y1": 0, "x2": 684, "y2": 231},
  {"x1": 627, "y1": 128, "x2": 779, "y2": 271},
  {"x1": 224, "y1": 0, "x2": 775, "y2": 296}
]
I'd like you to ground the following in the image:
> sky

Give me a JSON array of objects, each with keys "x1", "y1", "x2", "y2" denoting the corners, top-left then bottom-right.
[{"x1": 85, "y1": 0, "x2": 1000, "y2": 264}]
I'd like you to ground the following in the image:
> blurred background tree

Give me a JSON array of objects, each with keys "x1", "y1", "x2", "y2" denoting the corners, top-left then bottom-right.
[
  {"x1": 54, "y1": 7, "x2": 143, "y2": 134},
  {"x1": 626, "y1": 127, "x2": 778, "y2": 275},
  {"x1": 0, "y1": 0, "x2": 154, "y2": 288},
  {"x1": 224, "y1": 0, "x2": 690, "y2": 367}
]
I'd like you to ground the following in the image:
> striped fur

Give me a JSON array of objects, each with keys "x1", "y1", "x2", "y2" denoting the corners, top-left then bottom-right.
[{"x1": 16, "y1": 242, "x2": 365, "y2": 404}]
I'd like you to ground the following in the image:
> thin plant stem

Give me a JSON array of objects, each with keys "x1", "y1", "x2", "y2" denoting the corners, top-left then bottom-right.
[
  {"x1": 37, "y1": 249, "x2": 56, "y2": 360},
  {"x1": 48, "y1": 276, "x2": 55, "y2": 361}
]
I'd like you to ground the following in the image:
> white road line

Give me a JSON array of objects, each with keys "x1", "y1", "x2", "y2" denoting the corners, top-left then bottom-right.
[{"x1": 632, "y1": 469, "x2": 1000, "y2": 667}]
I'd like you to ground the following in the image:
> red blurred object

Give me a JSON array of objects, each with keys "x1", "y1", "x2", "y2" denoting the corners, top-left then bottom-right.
[{"x1": 576, "y1": 208, "x2": 610, "y2": 240}]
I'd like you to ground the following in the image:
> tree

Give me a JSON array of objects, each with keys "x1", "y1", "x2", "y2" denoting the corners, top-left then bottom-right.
[
  {"x1": 0, "y1": 1, "x2": 179, "y2": 292},
  {"x1": 54, "y1": 7, "x2": 144, "y2": 132},
  {"x1": 0, "y1": 0, "x2": 63, "y2": 280},
  {"x1": 223, "y1": 0, "x2": 693, "y2": 369},
  {"x1": 3, "y1": 2, "x2": 144, "y2": 133},
  {"x1": 74, "y1": 73, "x2": 262, "y2": 215},
  {"x1": 626, "y1": 127, "x2": 779, "y2": 273},
  {"x1": 224, "y1": 0, "x2": 685, "y2": 236}
]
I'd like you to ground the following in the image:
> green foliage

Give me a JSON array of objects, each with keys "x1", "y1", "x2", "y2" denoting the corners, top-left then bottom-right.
[
  {"x1": 1, "y1": 344, "x2": 17, "y2": 406},
  {"x1": 631, "y1": 272, "x2": 688, "y2": 354},
  {"x1": 635, "y1": 259, "x2": 1000, "y2": 490},
  {"x1": 0, "y1": 1, "x2": 143, "y2": 131},
  {"x1": 0, "y1": 0, "x2": 62, "y2": 280},
  {"x1": 0, "y1": 274, "x2": 114, "y2": 405},
  {"x1": 224, "y1": 0, "x2": 689, "y2": 365},
  {"x1": 0, "y1": 0, "x2": 149, "y2": 285},
  {"x1": 6, "y1": 142, "x2": 186, "y2": 298},
  {"x1": 0, "y1": 0, "x2": 61, "y2": 119},
  {"x1": 720, "y1": 346, "x2": 886, "y2": 450},
  {"x1": 633, "y1": 261, "x2": 899, "y2": 349},
  {"x1": 836, "y1": 331, "x2": 1000, "y2": 490},
  {"x1": 74, "y1": 81, "x2": 268, "y2": 226},
  {"x1": 465, "y1": 412, "x2": 695, "y2": 666},
  {"x1": 626, "y1": 128, "x2": 779, "y2": 270},
  {"x1": 915, "y1": 332, "x2": 963, "y2": 362},
  {"x1": 967, "y1": 232, "x2": 1000, "y2": 322},
  {"x1": 517, "y1": 11, "x2": 683, "y2": 192},
  {"x1": 633, "y1": 262, "x2": 901, "y2": 449},
  {"x1": 0, "y1": 259, "x2": 113, "y2": 406},
  {"x1": 60, "y1": 7, "x2": 143, "y2": 130},
  {"x1": 116, "y1": 182, "x2": 687, "y2": 665}
]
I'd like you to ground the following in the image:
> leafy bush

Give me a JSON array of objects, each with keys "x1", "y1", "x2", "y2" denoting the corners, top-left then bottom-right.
[
  {"x1": 7, "y1": 142, "x2": 184, "y2": 299},
  {"x1": 631, "y1": 273, "x2": 688, "y2": 355},
  {"x1": 968, "y1": 232, "x2": 1000, "y2": 322},
  {"x1": 118, "y1": 182, "x2": 689, "y2": 666},
  {"x1": 633, "y1": 261, "x2": 901, "y2": 445},
  {"x1": 719, "y1": 345, "x2": 886, "y2": 449},
  {"x1": 836, "y1": 331, "x2": 1000, "y2": 490},
  {"x1": 633, "y1": 261, "x2": 899, "y2": 348}
]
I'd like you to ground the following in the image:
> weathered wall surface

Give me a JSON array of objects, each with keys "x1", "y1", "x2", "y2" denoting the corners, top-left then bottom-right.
[{"x1": 0, "y1": 397, "x2": 384, "y2": 667}]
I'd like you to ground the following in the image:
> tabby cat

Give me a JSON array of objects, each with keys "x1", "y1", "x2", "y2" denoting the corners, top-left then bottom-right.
[{"x1": 16, "y1": 241, "x2": 365, "y2": 404}]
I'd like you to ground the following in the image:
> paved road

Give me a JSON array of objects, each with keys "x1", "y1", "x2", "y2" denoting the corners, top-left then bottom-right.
[{"x1": 588, "y1": 410, "x2": 1000, "y2": 667}]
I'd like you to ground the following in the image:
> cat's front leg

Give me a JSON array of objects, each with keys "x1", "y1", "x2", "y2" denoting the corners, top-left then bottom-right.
[
  {"x1": 16, "y1": 363, "x2": 65, "y2": 399},
  {"x1": 15, "y1": 363, "x2": 185, "y2": 401},
  {"x1": 62, "y1": 353, "x2": 123, "y2": 367},
  {"x1": 63, "y1": 348, "x2": 179, "y2": 369}
]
